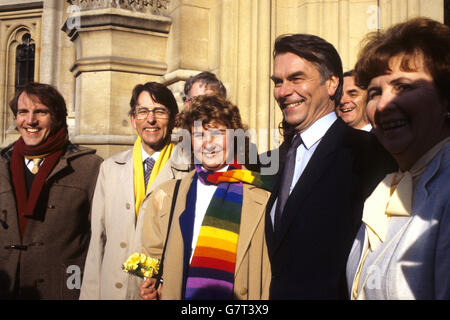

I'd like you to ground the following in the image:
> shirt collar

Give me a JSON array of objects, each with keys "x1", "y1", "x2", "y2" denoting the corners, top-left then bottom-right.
[
  {"x1": 299, "y1": 112, "x2": 337, "y2": 150},
  {"x1": 141, "y1": 145, "x2": 160, "y2": 162},
  {"x1": 200, "y1": 165, "x2": 229, "y2": 172},
  {"x1": 361, "y1": 123, "x2": 373, "y2": 132}
]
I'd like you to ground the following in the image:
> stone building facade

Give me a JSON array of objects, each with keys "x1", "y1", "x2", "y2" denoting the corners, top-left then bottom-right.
[{"x1": 0, "y1": 0, "x2": 446, "y2": 158}]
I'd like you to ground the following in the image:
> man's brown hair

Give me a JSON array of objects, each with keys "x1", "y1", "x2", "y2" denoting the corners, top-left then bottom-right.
[{"x1": 9, "y1": 82, "x2": 68, "y2": 131}]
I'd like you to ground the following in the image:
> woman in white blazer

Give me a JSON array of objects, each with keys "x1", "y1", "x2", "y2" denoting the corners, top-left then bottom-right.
[{"x1": 346, "y1": 17, "x2": 450, "y2": 300}]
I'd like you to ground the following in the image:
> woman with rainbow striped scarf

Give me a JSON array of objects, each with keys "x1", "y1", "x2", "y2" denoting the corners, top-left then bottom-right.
[{"x1": 139, "y1": 95, "x2": 273, "y2": 300}]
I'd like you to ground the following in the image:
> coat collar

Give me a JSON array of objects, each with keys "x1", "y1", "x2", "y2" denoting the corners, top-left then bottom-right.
[
  {"x1": 111, "y1": 144, "x2": 192, "y2": 195},
  {"x1": 412, "y1": 141, "x2": 449, "y2": 213},
  {"x1": 235, "y1": 184, "x2": 269, "y2": 276},
  {"x1": 46, "y1": 143, "x2": 97, "y2": 181},
  {"x1": 1, "y1": 141, "x2": 97, "y2": 182}
]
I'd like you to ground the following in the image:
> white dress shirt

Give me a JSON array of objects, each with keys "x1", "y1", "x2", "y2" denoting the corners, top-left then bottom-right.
[
  {"x1": 361, "y1": 123, "x2": 372, "y2": 132},
  {"x1": 25, "y1": 158, "x2": 44, "y2": 172},
  {"x1": 141, "y1": 146, "x2": 160, "y2": 171},
  {"x1": 190, "y1": 165, "x2": 229, "y2": 262},
  {"x1": 270, "y1": 112, "x2": 338, "y2": 226}
]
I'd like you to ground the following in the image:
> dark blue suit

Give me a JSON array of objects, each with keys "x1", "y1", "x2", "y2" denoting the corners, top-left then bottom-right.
[{"x1": 265, "y1": 118, "x2": 396, "y2": 299}]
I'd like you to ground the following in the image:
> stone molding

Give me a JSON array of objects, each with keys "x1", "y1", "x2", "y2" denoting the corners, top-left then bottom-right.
[
  {"x1": 71, "y1": 134, "x2": 136, "y2": 145},
  {"x1": 66, "y1": 0, "x2": 169, "y2": 16},
  {"x1": 62, "y1": 7, "x2": 171, "y2": 41},
  {"x1": 70, "y1": 55, "x2": 167, "y2": 76}
]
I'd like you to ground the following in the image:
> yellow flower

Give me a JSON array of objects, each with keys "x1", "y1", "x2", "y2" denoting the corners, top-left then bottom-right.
[
  {"x1": 142, "y1": 268, "x2": 152, "y2": 278},
  {"x1": 122, "y1": 252, "x2": 160, "y2": 278},
  {"x1": 123, "y1": 252, "x2": 140, "y2": 271},
  {"x1": 129, "y1": 253, "x2": 141, "y2": 264},
  {"x1": 144, "y1": 257, "x2": 159, "y2": 273}
]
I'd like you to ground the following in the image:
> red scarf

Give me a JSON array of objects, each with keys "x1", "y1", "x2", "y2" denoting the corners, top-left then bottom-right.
[{"x1": 10, "y1": 127, "x2": 68, "y2": 238}]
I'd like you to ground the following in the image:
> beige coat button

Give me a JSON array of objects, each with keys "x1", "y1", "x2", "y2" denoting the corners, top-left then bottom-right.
[
  {"x1": 120, "y1": 242, "x2": 127, "y2": 248},
  {"x1": 240, "y1": 287, "x2": 248, "y2": 295},
  {"x1": 115, "y1": 282, "x2": 123, "y2": 289},
  {"x1": 126, "y1": 203, "x2": 131, "y2": 209}
]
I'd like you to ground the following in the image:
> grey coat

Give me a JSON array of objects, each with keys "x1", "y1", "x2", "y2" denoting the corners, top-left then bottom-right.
[
  {"x1": 346, "y1": 142, "x2": 450, "y2": 299},
  {"x1": 0, "y1": 142, "x2": 103, "y2": 299}
]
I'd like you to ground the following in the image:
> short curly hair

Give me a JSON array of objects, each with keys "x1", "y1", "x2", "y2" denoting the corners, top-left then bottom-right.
[
  {"x1": 354, "y1": 17, "x2": 450, "y2": 105},
  {"x1": 176, "y1": 95, "x2": 254, "y2": 166},
  {"x1": 176, "y1": 95, "x2": 246, "y2": 133}
]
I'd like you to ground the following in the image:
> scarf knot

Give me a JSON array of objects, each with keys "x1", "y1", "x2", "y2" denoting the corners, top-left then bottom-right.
[
  {"x1": 194, "y1": 162, "x2": 274, "y2": 191},
  {"x1": 362, "y1": 137, "x2": 450, "y2": 251},
  {"x1": 10, "y1": 127, "x2": 69, "y2": 238},
  {"x1": 133, "y1": 137, "x2": 174, "y2": 215}
]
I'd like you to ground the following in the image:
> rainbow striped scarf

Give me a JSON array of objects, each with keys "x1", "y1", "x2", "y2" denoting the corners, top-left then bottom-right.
[{"x1": 184, "y1": 163, "x2": 272, "y2": 300}]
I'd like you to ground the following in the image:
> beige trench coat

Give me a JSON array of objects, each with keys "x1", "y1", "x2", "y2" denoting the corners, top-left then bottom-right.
[
  {"x1": 80, "y1": 146, "x2": 191, "y2": 300},
  {"x1": 141, "y1": 170, "x2": 272, "y2": 300}
]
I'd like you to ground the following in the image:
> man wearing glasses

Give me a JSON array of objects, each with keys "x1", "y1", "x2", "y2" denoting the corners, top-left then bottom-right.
[{"x1": 80, "y1": 82, "x2": 191, "y2": 300}]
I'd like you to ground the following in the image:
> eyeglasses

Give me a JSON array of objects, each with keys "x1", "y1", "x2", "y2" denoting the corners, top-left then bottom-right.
[{"x1": 134, "y1": 106, "x2": 170, "y2": 120}]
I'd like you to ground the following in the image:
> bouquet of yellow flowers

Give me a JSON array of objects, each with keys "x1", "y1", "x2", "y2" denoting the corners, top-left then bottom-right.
[{"x1": 122, "y1": 252, "x2": 160, "y2": 279}]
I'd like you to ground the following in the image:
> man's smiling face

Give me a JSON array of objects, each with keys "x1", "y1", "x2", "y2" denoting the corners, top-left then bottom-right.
[
  {"x1": 16, "y1": 92, "x2": 54, "y2": 147},
  {"x1": 130, "y1": 90, "x2": 170, "y2": 155},
  {"x1": 336, "y1": 76, "x2": 369, "y2": 129},
  {"x1": 272, "y1": 52, "x2": 338, "y2": 133}
]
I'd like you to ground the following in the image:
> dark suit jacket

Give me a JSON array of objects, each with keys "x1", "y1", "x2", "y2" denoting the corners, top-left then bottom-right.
[{"x1": 265, "y1": 118, "x2": 396, "y2": 299}]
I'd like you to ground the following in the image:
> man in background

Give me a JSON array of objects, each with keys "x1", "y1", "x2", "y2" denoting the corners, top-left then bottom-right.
[
  {"x1": 183, "y1": 71, "x2": 227, "y2": 108},
  {"x1": 336, "y1": 70, "x2": 372, "y2": 132}
]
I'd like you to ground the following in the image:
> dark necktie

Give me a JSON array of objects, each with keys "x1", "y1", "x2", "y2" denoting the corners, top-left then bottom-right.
[
  {"x1": 274, "y1": 134, "x2": 302, "y2": 229},
  {"x1": 144, "y1": 157, "x2": 156, "y2": 191}
]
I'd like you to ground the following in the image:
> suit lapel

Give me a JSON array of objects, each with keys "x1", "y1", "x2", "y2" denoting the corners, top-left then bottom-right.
[
  {"x1": 178, "y1": 172, "x2": 196, "y2": 263},
  {"x1": 147, "y1": 144, "x2": 192, "y2": 196},
  {"x1": 175, "y1": 171, "x2": 196, "y2": 298},
  {"x1": 270, "y1": 119, "x2": 347, "y2": 254},
  {"x1": 235, "y1": 184, "x2": 269, "y2": 276}
]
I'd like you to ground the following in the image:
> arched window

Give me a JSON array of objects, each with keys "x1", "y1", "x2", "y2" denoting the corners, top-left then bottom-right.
[{"x1": 15, "y1": 33, "x2": 35, "y2": 93}]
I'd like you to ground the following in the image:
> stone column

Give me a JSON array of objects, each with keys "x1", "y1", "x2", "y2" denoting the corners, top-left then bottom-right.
[
  {"x1": 160, "y1": 0, "x2": 220, "y2": 107},
  {"x1": 161, "y1": 0, "x2": 276, "y2": 152},
  {"x1": 225, "y1": 0, "x2": 274, "y2": 152},
  {"x1": 39, "y1": 0, "x2": 63, "y2": 86},
  {"x1": 63, "y1": 0, "x2": 172, "y2": 157},
  {"x1": 379, "y1": 0, "x2": 444, "y2": 29}
]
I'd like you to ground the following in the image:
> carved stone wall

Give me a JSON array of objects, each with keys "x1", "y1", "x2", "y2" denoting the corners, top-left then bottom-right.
[{"x1": 0, "y1": 0, "x2": 445, "y2": 156}]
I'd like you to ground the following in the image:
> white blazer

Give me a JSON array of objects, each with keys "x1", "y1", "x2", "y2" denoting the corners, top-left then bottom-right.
[{"x1": 347, "y1": 142, "x2": 450, "y2": 299}]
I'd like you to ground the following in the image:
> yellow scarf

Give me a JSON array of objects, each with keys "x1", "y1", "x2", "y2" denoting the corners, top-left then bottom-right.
[
  {"x1": 362, "y1": 136, "x2": 450, "y2": 251},
  {"x1": 133, "y1": 137, "x2": 175, "y2": 215}
]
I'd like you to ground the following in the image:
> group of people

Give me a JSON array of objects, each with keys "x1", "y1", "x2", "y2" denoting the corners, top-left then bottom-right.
[{"x1": 0, "y1": 17, "x2": 448, "y2": 300}]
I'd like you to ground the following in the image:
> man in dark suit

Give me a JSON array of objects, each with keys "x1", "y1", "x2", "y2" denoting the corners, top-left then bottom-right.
[{"x1": 265, "y1": 34, "x2": 396, "y2": 299}]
